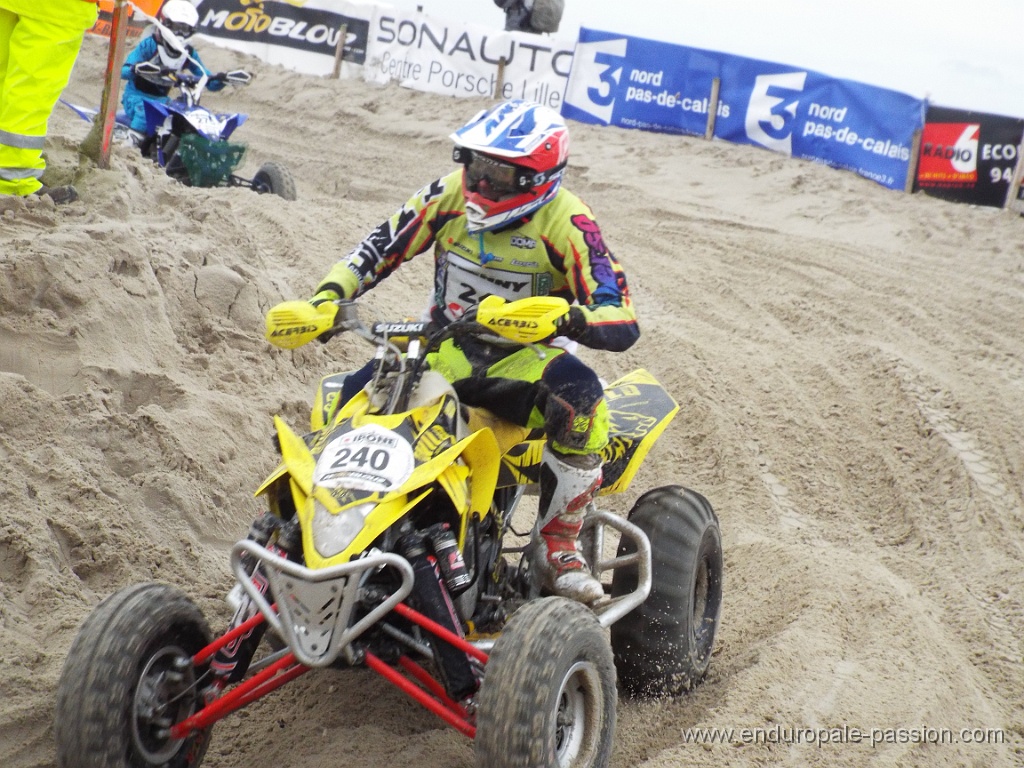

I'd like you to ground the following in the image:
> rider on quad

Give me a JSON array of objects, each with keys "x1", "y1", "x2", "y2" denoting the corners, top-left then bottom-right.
[
  {"x1": 308, "y1": 99, "x2": 639, "y2": 604},
  {"x1": 120, "y1": 0, "x2": 223, "y2": 150}
]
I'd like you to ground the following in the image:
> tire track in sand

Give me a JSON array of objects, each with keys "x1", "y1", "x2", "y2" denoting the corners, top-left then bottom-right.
[{"x1": 891, "y1": 358, "x2": 1023, "y2": 670}]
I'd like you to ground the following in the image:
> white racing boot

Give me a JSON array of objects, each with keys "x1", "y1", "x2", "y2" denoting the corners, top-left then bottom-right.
[{"x1": 533, "y1": 446, "x2": 605, "y2": 604}]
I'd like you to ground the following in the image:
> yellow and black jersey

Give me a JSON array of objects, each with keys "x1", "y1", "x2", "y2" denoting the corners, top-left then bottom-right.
[{"x1": 317, "y1": 170, "x2": 639, "y2": 352}]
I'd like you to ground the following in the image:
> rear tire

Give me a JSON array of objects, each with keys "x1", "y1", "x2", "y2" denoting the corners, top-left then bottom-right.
[
  {"x1": 610, "y1": 486, "x2": 723, "y2": 698},
  {"x1": 475, "y1": 597, "x2": 615, "y2": 768},
  {"x1": 252, "y1": 161, "x2": 297, "y2": 200},
  {"x1": 55, "y1": 582, "x2": 213, "y2": 768}
]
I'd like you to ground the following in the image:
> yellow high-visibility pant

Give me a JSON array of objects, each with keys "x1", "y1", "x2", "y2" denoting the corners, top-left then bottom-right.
[{"x1": 0, "y1": 0, "x2": 98, "y2": 195}]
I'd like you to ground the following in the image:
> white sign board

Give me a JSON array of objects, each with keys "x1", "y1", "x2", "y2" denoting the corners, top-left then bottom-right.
[{"x1": 364, "y1": 5, "x2": 575, "y2": 108}]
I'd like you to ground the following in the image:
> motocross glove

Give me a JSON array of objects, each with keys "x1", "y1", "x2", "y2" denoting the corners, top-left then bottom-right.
[
  {"x1": 310, "y1": 288, "x2": 341, "y2": 307},
  {"x1": 315, "y1": 261, "x2": 361, "y2": 306},
  {"x1": 555, "y1": 306, "x2": 587, "y2": 341}
]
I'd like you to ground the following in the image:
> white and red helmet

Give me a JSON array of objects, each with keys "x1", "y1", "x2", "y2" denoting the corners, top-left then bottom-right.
[{"x1": 450, "y1": 100, "x2": 569, "y2": 232}]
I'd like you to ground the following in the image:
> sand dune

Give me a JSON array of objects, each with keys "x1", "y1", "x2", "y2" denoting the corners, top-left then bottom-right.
[{"x1": 1, "y1": 33, "x2": 1022, "y2": 767}]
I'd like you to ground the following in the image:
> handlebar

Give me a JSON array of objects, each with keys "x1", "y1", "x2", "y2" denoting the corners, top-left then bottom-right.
[
  {"x1": 326, "y1": 300, "x2": 527, "y2": 352},
  {"x1": 265, "y1": 297, "x2": 567, "y2": 415},
  {"x1": 131, "y1": 64, "x2": 252, "y2": 93}
]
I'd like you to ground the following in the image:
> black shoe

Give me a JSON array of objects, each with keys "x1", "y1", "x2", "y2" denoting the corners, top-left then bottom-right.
[
  {"x1": 35, "y1": 184, "x2": 79, "y2": 205},
  {"x1": 137, "y1": 134, "x2": 156, "y2": 158}
]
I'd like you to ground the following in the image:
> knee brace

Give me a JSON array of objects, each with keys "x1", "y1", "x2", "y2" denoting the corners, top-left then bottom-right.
[{"x1": 541, "y1": 355, "x2": 605, "y2": 452}]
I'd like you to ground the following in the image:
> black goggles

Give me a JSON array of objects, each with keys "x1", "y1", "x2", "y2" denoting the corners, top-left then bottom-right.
[
  {"x1": 165, "y1": 21, "x2": 195, "y2": 38},
  {"x1": 453, "y1": 147, "x2": 536, "y2": 196}
]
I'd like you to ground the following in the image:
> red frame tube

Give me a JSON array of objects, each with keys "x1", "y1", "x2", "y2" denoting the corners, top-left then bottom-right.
[
  {"x1": 169, "y1": 601, "x2": 488, "y2": 740},
  {"x1": 192, "y1": 604, "x2": 275, "y2": 666},
  {"x1": 170, "y1": 653, "x2": 309, "y2": 739},
  {"x1": 398, "y1": 655, "x2": 465, "y2": 712},
  {"x1": 366, "y1": 652, "x2": 475, "y2": 739},
  {"x1": 391, "y1": 601, "x2": 489, "y2": 664}
]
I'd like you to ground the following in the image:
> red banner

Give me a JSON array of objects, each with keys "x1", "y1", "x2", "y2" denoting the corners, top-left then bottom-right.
[{"x1": 917, "y1": 122, "x2": 980, "y2": 186}]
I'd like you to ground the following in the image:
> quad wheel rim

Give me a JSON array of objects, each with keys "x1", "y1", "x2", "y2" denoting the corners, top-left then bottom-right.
[
  {"x1": 130, "y1": 644, "x2": 197, "y2": 764},
  {"x1": 554, "y1": 660, "x2": 604, "y2": 766}
]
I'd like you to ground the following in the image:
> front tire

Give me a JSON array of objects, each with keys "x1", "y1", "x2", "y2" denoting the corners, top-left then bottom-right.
[
  {"x1": 610, "y1": 486, "x2": 723, "y2": 698},
  {"x1": 252, "y1": 161, "x2": 297, "y2": 200},
  {"x1": 55, "y1": 582, "x2": 213, "y2": 768},
  {"x1": 475, "y1": 597, "x2": 616, "y2": 768}
]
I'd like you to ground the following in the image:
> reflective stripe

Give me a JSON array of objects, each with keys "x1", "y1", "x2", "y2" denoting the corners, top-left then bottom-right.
[
  {"x1": 0, "y1": 166, "x2": 44, "y2": 181},
  {"x1": 0, "y1": 129, "x2": 46, "y2": 150}
]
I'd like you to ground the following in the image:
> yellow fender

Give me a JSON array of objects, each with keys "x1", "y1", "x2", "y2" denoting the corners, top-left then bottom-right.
[{"x1": 266, "y1": 415, "x2": 502, "y2": 568}]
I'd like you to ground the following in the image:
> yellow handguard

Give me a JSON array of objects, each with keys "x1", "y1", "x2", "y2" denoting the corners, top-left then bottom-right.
[
  {"x1": 265, "y1": 300, "x2": 339, "y2": 350},
  {"x1": 475, "y1": 295, "x2": 570, "y2": 344}
]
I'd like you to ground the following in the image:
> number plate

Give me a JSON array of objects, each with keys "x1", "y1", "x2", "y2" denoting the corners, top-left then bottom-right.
[{"x1": 314, "y1": 423, "x2": 415, "y2": 492}]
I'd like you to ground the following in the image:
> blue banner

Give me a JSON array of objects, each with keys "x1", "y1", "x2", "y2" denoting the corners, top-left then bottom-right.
[{"x1": 563, "y1": 28, "x2": 925, "y2": 190}]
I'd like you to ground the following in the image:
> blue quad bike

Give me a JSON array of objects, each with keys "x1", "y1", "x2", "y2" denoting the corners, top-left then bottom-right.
[{"x1": 64, "y1": 62, "x2": 296, "y2": 200}]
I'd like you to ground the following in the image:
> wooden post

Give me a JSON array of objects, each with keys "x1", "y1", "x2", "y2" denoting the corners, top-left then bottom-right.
[
  {"x1": 494, "y1": 57, "x2": 506, "y2": 100},
  {"x1": 1003, "y1": 127, "x2": 1024, "y2": 211},
  {"x1": 97, "y1": 0, "x2": 131, "y2": 169},
  {"x1": 704, "y1": 77, "x2": 721, "y2": 140},
  {"x1": 903, "y1": 128, "x2": 922, "y2": 194},
  {"x1": 332, "y1": 24, "x2": 348, "y2": 79}
]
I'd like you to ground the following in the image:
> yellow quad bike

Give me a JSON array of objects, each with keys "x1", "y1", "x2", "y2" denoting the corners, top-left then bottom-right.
[{"x1": 54, "y1": 297, "x2": 723, "y2": 768}]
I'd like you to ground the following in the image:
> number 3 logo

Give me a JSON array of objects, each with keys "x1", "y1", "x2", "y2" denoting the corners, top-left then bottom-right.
[
  {"x1": 564, "y1": 37, "x2": 628, "y2": 125},
  {"x1": 745, "y1": 72, "x2": 807, "y2": 155}
]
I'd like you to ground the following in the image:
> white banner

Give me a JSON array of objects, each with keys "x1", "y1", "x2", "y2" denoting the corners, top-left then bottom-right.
[
  {"x1": 364, "y1": 5, "x2": 575, "y2": 109},
  {"x1": 194, "y1": 0, "x2": 372, "y2": 79}
]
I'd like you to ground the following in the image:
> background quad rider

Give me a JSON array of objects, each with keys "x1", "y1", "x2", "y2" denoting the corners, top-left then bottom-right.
[
  {"x1": 308, "y1": 99, "x2": 639, "y2": 605},
  {"x1": 120, "y1": 0, "x2": 224, "y2": 153}
]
